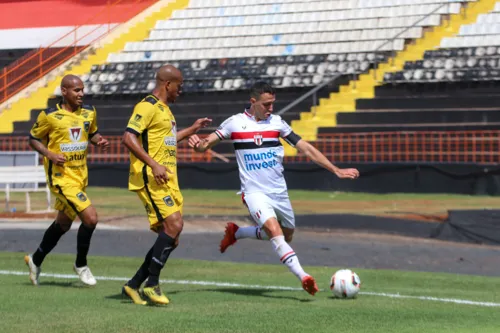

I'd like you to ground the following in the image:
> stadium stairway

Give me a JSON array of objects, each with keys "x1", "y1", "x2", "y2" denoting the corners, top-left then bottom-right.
[
  {"x1": 0, "y1": 0, "x2": 188, "y2": 134},
  {"x1": 286, "y1": 0, "x2": 498, "y2": 156}
]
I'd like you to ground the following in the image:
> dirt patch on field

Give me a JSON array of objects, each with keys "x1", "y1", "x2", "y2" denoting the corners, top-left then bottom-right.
[{"x1": 0, "y1": 211, "x2": 57, "y2": 220}]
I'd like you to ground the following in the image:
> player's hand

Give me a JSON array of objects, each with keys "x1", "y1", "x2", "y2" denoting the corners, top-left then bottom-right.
[
  {"x1": 188, "y1": 135, "x2": 203, "y2": 152},
  {"x1": 192, "y1": 118, "x2": 212, "y2": 132},
  {"x1": 188, "y1": 134, "x2": 201, "y2": 148},
  {"x1": 152, "y1": 162, "x2": 172, "y2": 185},
  {"x1": 96, "y1": 136, "x2": 109, "y2": 151},
  {"x1": 48, "y1": 152, "x2": 66, "y2": 166},
  {"x1": 334, "y1": 168, "x2": 360, "y2": 180}
]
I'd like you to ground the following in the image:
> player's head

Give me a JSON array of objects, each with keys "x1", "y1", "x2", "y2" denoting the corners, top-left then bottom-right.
[
  {"x1": 61, "y1": 74, "x2": 84, "y2": 109},
  {"x1": 155, "y1": 65, "x2": 183, "y2": 103},
  {"x1": 249, "y1": 81, "x2": 276, "y2": 120}
]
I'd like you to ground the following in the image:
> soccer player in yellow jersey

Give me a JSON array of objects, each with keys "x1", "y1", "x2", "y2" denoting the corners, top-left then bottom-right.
[
  {"x1": 24, "y1": 75, "x2": 109, "y2": 286},
  {"x1": 121, "y1": 65, "x2": 211, "y2": 305}
]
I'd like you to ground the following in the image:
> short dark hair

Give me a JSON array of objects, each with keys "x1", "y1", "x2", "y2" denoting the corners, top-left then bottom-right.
[{"x1": 250, "y1": 81, "x2": 275, "y2": 100}]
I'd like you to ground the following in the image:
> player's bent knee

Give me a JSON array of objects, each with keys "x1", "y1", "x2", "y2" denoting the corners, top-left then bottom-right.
[
  {"x1": 57, "y1": 221, "x2": 72, "y2": 232},
  {"x1": 163, "y1": 212, "x2": 183, "y2": 237},
  {"x1": 262, "y1": 218, "x2": 282, "y2": 239},
  {"x1": 80, "y1": 209, "x2": 98, "y2": 228},
  {"x1": 56, "y1": 211, "x2": 73, "y2": 232}
]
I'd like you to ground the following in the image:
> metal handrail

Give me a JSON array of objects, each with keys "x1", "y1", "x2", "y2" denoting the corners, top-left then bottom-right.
[
  {"x1": 276, "y1": 74, "x2": 341, "y2": 116},
  {"x1": 371, "y1": 2, "x2": 451, "y2": 82},
  {"x1": 277, "y1": 2, "x2": 453, "y2": 116}
]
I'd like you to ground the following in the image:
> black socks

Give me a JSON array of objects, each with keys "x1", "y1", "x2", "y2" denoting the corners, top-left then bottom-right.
[
  {"x1": 145, "y1": 232, "x2": 176, "y2": 287},
  {"x1": 32, "y1": 221, "x2": 66, "y2": 267}
]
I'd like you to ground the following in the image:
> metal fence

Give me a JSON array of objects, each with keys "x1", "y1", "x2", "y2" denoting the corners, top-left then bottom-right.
[{"x1": 2, "y1": 130, "x2": 499, "y2": 164}]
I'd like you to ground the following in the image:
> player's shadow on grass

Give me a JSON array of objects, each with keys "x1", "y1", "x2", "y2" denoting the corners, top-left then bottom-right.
[
  {"x1": 105, "y1": 293, "x2": 140, "y2": 305},
  {"x1": 169, "y1": 288, "x2": 314, "y2": 302},
  {"x1": 34, "y1": 281, "x2": 91, "y2": 288}
]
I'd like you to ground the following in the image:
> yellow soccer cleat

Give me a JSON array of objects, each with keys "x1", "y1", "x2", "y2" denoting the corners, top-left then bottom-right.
[
  {"x1": 122, "y1": 285, "x2": 147, "y2": 305},
  {"x1": 24, "y1": 254, "x2": 41, "y2": 286},
  {"x1": 142, "y1": 285, "x2": 170, "y2": 305}
]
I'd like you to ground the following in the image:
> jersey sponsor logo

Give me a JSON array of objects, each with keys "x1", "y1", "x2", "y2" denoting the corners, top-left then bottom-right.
[
  {"x1": 163, "y1": 196, "x2": 174, "y2": 207},
  {"x1": 164, "y1": 136, "x2": 177, "y2": 146},
  {"x1": 243, "y1": 150, "x2": 279, "y2": 171},
  {"x1": 60, "y1": 142, "x2": 88, "y2": 153},
  {"x1": 84, "y1": 121, "x2": 90, "y2": 132},
  {"x1": 54, "y1": 113, "x2": 64, "y2": 120},
  {"x1": 254, "y1": 134, "x2": 263, "y2": 146},
  {"x1": 243, "y1": 150, "x2": 278, "y2": 161},
  {"x1": 67, "y1": 153, "x2": 86, "y2": 162},
  {"x1": 76, "y1": 192, "x2": 87, "y2": 202},
  {"x1": 69, "y1": 127, "x2": 83, "y2": 142}
]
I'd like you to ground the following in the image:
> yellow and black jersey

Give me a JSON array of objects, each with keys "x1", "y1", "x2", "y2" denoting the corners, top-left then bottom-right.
[
  {"x1": 29, "y1": 102, "x2": 98, "y2": 187},
  {"x1": 126, "y1": 94, "x2": 179, "y2": 191}
]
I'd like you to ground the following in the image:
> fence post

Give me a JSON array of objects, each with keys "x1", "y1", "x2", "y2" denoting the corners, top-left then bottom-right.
[
  {"x1": 39, "y1": 52, "x2": 43, "y2": 76},
  {"x1": 2, "y1": 67, "x2": 6, "y2": 101},
  {"x1": 108, "y1": 0, "x2": 111, "y2": 33}
]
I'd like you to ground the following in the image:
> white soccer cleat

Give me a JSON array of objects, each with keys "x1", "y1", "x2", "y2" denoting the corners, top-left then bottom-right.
[
  {"x1": 73, "y1": 265, "x2": 97, "y2": 286},
  {"x1": 24, "y1": 254, "x2": 41, "y2": 286}
]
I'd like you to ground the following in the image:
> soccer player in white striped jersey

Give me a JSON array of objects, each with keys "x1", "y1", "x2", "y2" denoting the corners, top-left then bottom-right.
[{"x1": 188, "y1": 82, "x2": 359, "y2": 295}]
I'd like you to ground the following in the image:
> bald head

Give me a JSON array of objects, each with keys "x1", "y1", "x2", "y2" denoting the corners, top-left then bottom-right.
[
  {"x1": 60, "y1": 74, "x2": 84, "y2": 110},
  {"x1": 61, "y1": 74, "x2": 83, "y2": 89},
  {"x1": 156, "y1": 65, "x2": 182, "y2": 84},
  {"x1": 154, "y1": 65, "x2": 183, "y2": 103}
]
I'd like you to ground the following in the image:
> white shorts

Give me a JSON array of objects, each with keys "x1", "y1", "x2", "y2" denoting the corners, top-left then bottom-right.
[{"x1": 242, "y1": 192, "x2": 295, "y2": 229}]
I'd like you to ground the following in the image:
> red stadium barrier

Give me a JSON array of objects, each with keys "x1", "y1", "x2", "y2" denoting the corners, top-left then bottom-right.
[
  {"x1": 2, "y1": 131, "x2": 499, "y2": 164},
  {"x1": 285, "y1": 131, "x2": 500, "y2": 164},
  {"x1": 0, "y1": 136, "x2": 213, "y2": 163}
]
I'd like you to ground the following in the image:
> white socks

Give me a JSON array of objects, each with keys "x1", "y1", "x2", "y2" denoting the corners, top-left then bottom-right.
[
  {"x1": 270, "y1": 235, "x2": 308, "y2": 281},
  {"x1": 235, "y1": 226, "x2": 269, "y2": 240}
]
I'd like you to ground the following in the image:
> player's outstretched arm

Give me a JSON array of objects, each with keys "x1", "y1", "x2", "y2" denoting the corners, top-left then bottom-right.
[
  {"x1": 295, "y1": 140, "x2": 359, "y2": 179},
  {"x1": 122, "y1": 132, "x2": 172, "y2": 185},
  {"x1": 29, "y1": 138, "x2": 66, "y2": 166},
  {"x1": 188, "y1": 132, "x2": 221, "y2": 153},
  {"x1": 177, "y1": 117, "x2": 212, "y2": 143}
]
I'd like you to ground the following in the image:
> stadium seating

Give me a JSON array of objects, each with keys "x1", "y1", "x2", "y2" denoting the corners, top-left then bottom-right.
[
  {"x1": 8, "y1": 0, "x2": 500, "y2": 143},
  {"x1": 83, "y1": 0, "x2": 474, "y2": 95},
  {"x1": 385, "y1": 2, "x2": 500, "y2": 83}
]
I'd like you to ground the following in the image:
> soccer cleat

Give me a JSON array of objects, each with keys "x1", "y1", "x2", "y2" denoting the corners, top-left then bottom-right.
[
  {"x1": 73, "y1": 265, "x2": 97, "y2": 286},
  {"x1": 143, "y1": 285, "x2": 170, "y2": 305},
  {"x1": 24, "y1": 254, "x2": 41, "y2": 286},
  {"x1": 301, "y1": 275, "x2": 319, "y2": 296},
  {"x1": 122, "y1": 284, "x2": 147, "y2": 305},
  {"x1": 219, "y1": 222, "x2": 239, "y2": 253}
]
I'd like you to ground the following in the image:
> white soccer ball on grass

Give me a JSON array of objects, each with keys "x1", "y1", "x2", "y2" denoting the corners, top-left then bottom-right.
[{"x1": 330, "y1": 269, "x2": 361, "y2": 299}]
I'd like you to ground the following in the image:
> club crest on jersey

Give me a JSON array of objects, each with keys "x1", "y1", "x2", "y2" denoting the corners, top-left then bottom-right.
[
  {"x1": 163, "y1": 196, "x2": 174, "y2": 207},
  {"x1": 76, "y1": 192, "x2": 87, "y2": 202},
  {"x1": 83, "y1": 121, "x2": 90, "y2": 132},
  {"x1": 253, "y1": 134, "x2": 263, "y2": 146},
  {"x1": 69, "y1": 127, "x2": 82, "y2": 142}
]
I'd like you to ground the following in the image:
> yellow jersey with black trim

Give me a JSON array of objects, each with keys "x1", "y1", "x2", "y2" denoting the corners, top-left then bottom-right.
[
  {"x1": 126, "y1": 95, "x2": 179, "y2": 191},
  {"x1": 29, "y1": 103, "x2": 98, "y2": 187}
]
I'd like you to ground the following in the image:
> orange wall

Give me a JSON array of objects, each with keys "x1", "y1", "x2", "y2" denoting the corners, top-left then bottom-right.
[{"x1": 0, "y1": 0, "x2": 157, "y2": 29}]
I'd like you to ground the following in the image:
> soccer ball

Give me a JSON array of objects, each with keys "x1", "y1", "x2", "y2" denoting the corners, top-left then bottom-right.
[{"x1": 330, "y1": 269, "x2": 361, "y2": 299}]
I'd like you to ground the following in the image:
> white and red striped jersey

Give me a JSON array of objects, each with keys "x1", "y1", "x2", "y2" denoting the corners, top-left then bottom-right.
[{"x1": 215, "y1": 110, "x2": 301, "y2": 195}]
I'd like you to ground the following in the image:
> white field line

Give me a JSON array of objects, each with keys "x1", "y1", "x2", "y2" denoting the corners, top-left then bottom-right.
[{"x1": 1, "y1": 270, "x2": 499, "y2": 308}]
